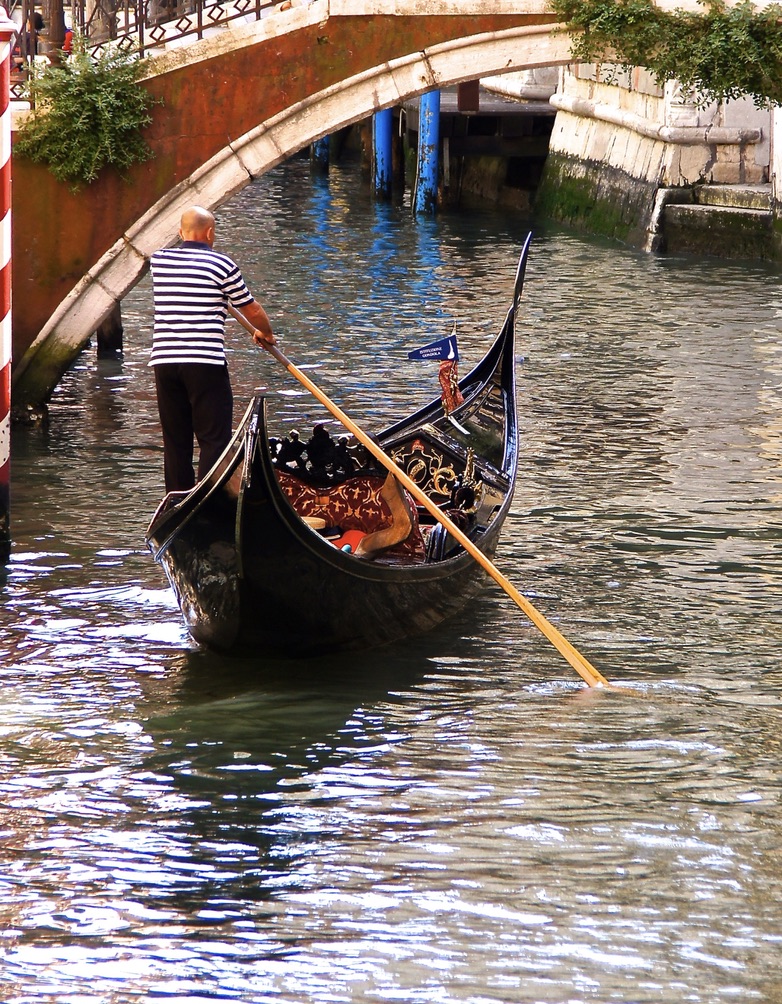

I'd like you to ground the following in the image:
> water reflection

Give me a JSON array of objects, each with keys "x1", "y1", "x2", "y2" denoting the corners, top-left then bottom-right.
[{"x1": 143, "y1": 645, "x2": 436, "y2": 802}]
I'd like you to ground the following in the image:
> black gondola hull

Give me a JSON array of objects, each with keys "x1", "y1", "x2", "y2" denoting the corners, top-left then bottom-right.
[{"x1": 154, "y1": 431, "x2": 509, "y2": 655}]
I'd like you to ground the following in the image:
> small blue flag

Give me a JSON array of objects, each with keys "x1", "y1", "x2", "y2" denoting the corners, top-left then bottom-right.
[{"x1": 407, "y1": 330, "x2": 459, "y2": 362}]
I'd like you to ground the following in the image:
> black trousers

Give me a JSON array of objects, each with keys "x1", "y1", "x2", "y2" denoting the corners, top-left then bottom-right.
[{"x1": 154, "y1": 362, "x2": 233, "y2": 494}]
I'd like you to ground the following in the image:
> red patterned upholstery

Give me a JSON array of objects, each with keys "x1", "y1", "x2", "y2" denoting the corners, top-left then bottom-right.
[{"x1": 275, "y1": 470, "x2": 425, "y2": 560}]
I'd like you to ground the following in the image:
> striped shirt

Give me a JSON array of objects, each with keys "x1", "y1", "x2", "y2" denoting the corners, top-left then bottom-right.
[{"x1": 149, "y1": 241, "x2": 254, "y2": 366}]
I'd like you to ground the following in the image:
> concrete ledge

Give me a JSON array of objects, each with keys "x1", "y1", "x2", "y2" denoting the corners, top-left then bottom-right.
[
  {"x1": 550, "y1": 92, "x2": 763, "y2": 145},
  {"x1": 666, "y1": 203, "x2": 772, "y2": 227},
  {"x1": 695, "y1": 183, "x2": 772, "y2": 210}
]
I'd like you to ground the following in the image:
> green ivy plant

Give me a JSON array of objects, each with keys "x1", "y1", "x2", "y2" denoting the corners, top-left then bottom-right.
[
  {"x1": 14, "y1": 40, "x2": 160, "y2": 188},
  {"x1": 549, "y1": 0, "x2": 782, "y2": 106}
]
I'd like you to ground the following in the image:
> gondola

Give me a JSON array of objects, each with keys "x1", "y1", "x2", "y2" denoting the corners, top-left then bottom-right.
[{"x1": 145, "y1": 234, "x2": 531, "y2": 656}]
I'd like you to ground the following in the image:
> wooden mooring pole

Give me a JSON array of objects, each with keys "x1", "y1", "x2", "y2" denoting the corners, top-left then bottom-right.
[{"x1": 0, "y1": 5, "x2": 15, "y2": 560}]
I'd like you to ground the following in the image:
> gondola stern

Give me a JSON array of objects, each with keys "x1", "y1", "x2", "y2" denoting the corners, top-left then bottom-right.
[{"x1": 144, "y1": 395, "x2": 265, "y2": 561}]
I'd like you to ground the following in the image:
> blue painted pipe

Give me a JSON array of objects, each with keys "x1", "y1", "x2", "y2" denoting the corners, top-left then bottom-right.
[
  {"x1": 311, "y1": 136, "x2": 329, "y2": 173},
  {"x1": 373, "y1": 108, "x2": 394, "y2": 199},
  {"x1": 415, "y1": 90, "x2": 440, "y2": 215}
]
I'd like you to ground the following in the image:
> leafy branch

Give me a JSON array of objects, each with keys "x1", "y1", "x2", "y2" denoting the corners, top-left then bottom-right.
[
  {"x1": 549, "y1": 0, "x2": 782, "y2": 106},
  {"x1": 14, "y1": 40, "x2": 160, "y2": 188}
]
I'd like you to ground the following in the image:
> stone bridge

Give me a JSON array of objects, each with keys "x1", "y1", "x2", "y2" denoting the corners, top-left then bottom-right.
[{"x1": 11, "y1": 0, "x2": 574, "y2": 408}]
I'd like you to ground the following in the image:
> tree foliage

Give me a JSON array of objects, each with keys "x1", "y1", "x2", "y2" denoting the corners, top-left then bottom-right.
[
  {"x1": 550, "y1": 0, "x2": 782, "y2": 105},
  {"x1": 14, "y1": 41, "x2": 160, "y2": 188}
]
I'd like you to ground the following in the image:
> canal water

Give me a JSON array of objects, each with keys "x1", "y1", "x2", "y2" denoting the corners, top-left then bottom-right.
[{"x1": 3, "y1": 156, "x2": 782, "y2": 1003}]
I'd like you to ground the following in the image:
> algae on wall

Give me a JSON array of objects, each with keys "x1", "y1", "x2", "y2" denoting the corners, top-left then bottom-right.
[
  {"x1": 664, "y1": 203, "x2": 776, "y2": 260},
  {"x1": 535, "y1": 152, "x2": 657, "y2": 246}
]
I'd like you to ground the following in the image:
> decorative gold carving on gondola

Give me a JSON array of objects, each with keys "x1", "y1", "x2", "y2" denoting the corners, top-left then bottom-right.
[
  {"x1": 406, "y1": 456, "x2": 429, "y2": 484},
  {"x1": 431, "y1": 463, "x2": 459, "y2": 497},
  {"x1": 391, "y1": 438, "x2": 459, "y2": 505}
]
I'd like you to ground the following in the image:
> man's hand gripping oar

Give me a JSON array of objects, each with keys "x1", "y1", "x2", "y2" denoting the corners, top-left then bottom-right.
[{"x1": 228, "y1": 304, "x2": 614, "y2": 690}]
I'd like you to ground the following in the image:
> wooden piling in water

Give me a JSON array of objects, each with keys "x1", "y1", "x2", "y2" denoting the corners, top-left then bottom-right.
[{"x1": 0, "y1": 5, "x2": 15, "y2": 560}]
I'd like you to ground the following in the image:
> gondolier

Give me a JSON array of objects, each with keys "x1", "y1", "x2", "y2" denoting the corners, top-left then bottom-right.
[{"x1": 149, "y1": 205, "x2": 276, "y2": 494}]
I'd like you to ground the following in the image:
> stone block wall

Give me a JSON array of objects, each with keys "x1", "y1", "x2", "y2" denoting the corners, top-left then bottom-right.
[{"x1": 535, "y1": 64, "x2": 770, "y2": 249}]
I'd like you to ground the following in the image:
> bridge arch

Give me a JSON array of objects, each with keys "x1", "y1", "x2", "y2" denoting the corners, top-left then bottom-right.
[{"x1": 12, "y1": 4, "x2": 569, "y2": 408}]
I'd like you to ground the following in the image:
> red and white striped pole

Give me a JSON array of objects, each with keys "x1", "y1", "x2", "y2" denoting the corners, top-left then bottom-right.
[{"x1": 0, "y1": 5, "x2": 15, "y2": 559}]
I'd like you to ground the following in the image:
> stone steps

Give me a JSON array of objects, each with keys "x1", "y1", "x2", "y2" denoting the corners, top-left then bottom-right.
[
  {"x1": 662, "y1": 183, "x2": 775, "y2": 259},
  {"x1": 694, "y1": 183, "x2": 772, "y2": 211}
]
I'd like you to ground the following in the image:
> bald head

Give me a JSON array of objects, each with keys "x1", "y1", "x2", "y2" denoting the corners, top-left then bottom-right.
[{"x1": 179, "y1": 206, "x2": 215, "y2": 245}]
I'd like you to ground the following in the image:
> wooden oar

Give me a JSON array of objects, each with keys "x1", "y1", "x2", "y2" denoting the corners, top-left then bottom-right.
[{"x1": 229, "y1": 306, "x2": 611, "y2": 689}]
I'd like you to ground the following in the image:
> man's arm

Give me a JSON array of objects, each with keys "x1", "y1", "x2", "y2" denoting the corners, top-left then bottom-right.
[{"x1": 238, "y1": 299, "x2": 276, "y2": 346}]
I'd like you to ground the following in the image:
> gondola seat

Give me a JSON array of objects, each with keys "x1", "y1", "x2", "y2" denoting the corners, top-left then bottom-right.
[{"x1": 275, "y1": 470, "x2": 426, "y2": 561}]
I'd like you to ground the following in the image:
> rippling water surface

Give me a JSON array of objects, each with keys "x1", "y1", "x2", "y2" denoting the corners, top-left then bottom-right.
[{"x1": 3, "y1": 157, "x2": 782, "y2": 1003}]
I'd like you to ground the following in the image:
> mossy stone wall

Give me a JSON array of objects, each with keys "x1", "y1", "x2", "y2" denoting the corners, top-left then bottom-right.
[{"x1": 534, "y1": 152, "x2": 657, "y2": 245}]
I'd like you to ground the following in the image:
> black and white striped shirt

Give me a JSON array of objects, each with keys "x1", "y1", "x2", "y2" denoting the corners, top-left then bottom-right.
[{"x1": 149, "y1": 241, "x2": 254, "y2": 366}]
